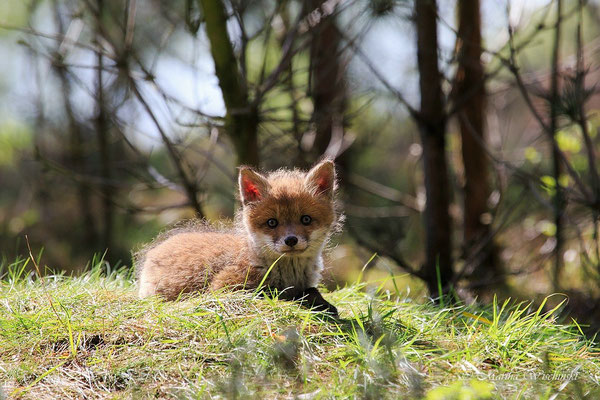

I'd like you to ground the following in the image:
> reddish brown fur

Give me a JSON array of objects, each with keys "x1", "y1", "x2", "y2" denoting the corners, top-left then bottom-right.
[
  {"x1": 244, "y1": 171, "x2": 335, "y2": 248},
  {"x1": 137, "y1": 161, "x2": 340, "y2": 300}
]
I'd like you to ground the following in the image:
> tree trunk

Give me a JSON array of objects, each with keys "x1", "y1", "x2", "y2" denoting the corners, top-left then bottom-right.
[
  {"x1": 52, "y1": 0, "x2": 97, "y2": 251},
  {"x1": 309, "y1": 0, "x2": 346, "y2": 162},
  {"x1": 415, "y1": 0, "x2": 453, "y2": 295},
  {"x1": 454, "y1": 0, "x2": 499, "y2": 282},
  {"x1": 95, "y1": 0, "x2": 114, "y2": 256},
  {"x1": 550, "y1": 0, "x2": 563, "y2": 289},
  {"x1": 198, "y1": 0, "x2": 259, "y2": 167}
]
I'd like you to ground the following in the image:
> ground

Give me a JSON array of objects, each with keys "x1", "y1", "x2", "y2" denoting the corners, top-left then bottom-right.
[{"x1": 1, "y1": 257, "x2": 599, "y2": 399}]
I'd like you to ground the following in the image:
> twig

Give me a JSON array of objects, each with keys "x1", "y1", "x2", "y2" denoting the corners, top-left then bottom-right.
[
  {"x1": 347, "y1": 173, "x2": 422, "y2": 212},
  {"x1": 129, "y1": 80, "x2": 205, "y2": 217},
  {"x1": 346, "y1": 224, "x2": 424, "y2": 279}
]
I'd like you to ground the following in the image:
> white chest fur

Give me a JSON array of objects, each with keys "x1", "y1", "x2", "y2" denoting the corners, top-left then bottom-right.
[{"x1": 264, "y1": 255, "x2": 323, "y2": 290}]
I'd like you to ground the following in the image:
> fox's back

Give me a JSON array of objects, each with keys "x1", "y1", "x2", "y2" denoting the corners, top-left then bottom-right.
[{"x1": 138, "y1": 231, "x2": 253, "y2": 299}]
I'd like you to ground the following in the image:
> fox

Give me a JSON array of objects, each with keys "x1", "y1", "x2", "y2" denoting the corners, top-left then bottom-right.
[{"x1": 135, "y1": 160, "x2": 341, "y2": 317}]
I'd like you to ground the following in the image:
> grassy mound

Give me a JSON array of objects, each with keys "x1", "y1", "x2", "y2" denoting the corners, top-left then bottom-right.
[{"x1": 1, "y1": 258, "x2": 599, "y2": 399}]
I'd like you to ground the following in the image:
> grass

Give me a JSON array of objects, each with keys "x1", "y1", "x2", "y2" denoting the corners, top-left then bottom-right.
[{"x1": 1, "y1": 256, "x2": 599, "y2": 399}]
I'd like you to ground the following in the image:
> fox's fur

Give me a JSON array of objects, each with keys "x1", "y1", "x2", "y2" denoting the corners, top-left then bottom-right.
[{"x1": 135, "y1": 161, "x2": 342, "y2": 313}]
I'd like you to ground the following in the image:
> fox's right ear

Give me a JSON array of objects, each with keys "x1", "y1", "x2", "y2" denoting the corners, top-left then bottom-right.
[{"x1": 239, "y1": 167, "x2": 269, "y2": 205}]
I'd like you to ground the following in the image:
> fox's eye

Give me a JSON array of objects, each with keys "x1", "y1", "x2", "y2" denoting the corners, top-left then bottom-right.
[
  {"x1": 266, "y1": 218, "x2": 278, "y2": 228},
  {"x1": 300, "y1": 215, "x2": 312, "y2": 225}
]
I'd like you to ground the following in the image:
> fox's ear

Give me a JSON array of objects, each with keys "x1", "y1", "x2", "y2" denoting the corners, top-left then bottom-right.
[
  {"x1": 239, "y1": 167, "x2": 269, "y2": 205},
  {"x1": 305, "y1": 160, "x2": 336, "y2": 198}
]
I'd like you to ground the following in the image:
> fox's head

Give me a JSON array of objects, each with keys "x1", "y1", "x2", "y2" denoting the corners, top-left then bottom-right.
[{"x1": 238, "y1": 161, "x2": 338, "y2": 259}]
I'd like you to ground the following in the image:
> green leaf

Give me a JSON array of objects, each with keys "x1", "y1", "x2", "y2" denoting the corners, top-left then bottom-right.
[
  {"x1": 540, "y1": 175, "x2": 555, "y2": 188},
  {"x1": 524, "y1": 147, "x2": 541, "y2": 164},
  {"x1": 537, "y1": 220, "x2": 557, "y2": 237},
  {"x1": 556, "y1": 130, "x2": 581, "y2": 153}
]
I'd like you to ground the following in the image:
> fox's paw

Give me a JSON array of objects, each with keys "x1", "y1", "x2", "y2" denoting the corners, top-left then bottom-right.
[
  {"x1": 302, "y1": 287, "x2": 339, "y2": 319},
  {"x1": 317, "y1": 302, "x2": 339, "y2": 319}
]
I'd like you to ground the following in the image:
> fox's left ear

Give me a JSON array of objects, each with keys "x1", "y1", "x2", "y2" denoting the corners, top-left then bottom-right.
[{"x1": 305, "y1": 160, "x2": 336, "y2": 198}]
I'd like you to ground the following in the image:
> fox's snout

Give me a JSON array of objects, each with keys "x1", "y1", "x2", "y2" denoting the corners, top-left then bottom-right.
[
  {"x1": 284, "y1": 236, "x2": 298, "y2": 247},
  {"x1": 276, "y1": 231, "x2": 308, "y2": 253}
]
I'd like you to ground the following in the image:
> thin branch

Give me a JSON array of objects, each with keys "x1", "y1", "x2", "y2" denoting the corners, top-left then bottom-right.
[
  {"x1": 347, "y1": 173, "x2": 422, "y2": 212},
  {"x1": 346, "y1": 223, "x2": 424, "y2": 279},
  {"x1": 129, "y1": 79, "x2": 205, "y2": 217}
]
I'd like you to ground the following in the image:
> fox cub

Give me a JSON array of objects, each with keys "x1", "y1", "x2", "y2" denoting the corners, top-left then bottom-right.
[{"x1": 136, "y1": 160, "x2": 341, "y2": 316}]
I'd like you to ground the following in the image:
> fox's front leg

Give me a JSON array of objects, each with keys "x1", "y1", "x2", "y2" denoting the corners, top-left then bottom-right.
[
  {"x1": 301, "y1": 287, "x2": 339, "y2": 317},
  {"x1": 277, "y1": 287, "x2": 339, "y2": 318}
]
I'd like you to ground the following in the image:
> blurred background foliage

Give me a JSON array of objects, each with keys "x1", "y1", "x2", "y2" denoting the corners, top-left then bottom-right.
[{"x1": 1, "y1": 0, "x2": 600, "y2": 331}]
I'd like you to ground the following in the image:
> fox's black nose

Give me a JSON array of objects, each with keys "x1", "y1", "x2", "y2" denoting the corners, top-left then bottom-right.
[{"x1": 284, "y1": 236, "x2": 298, "y2": 247}]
